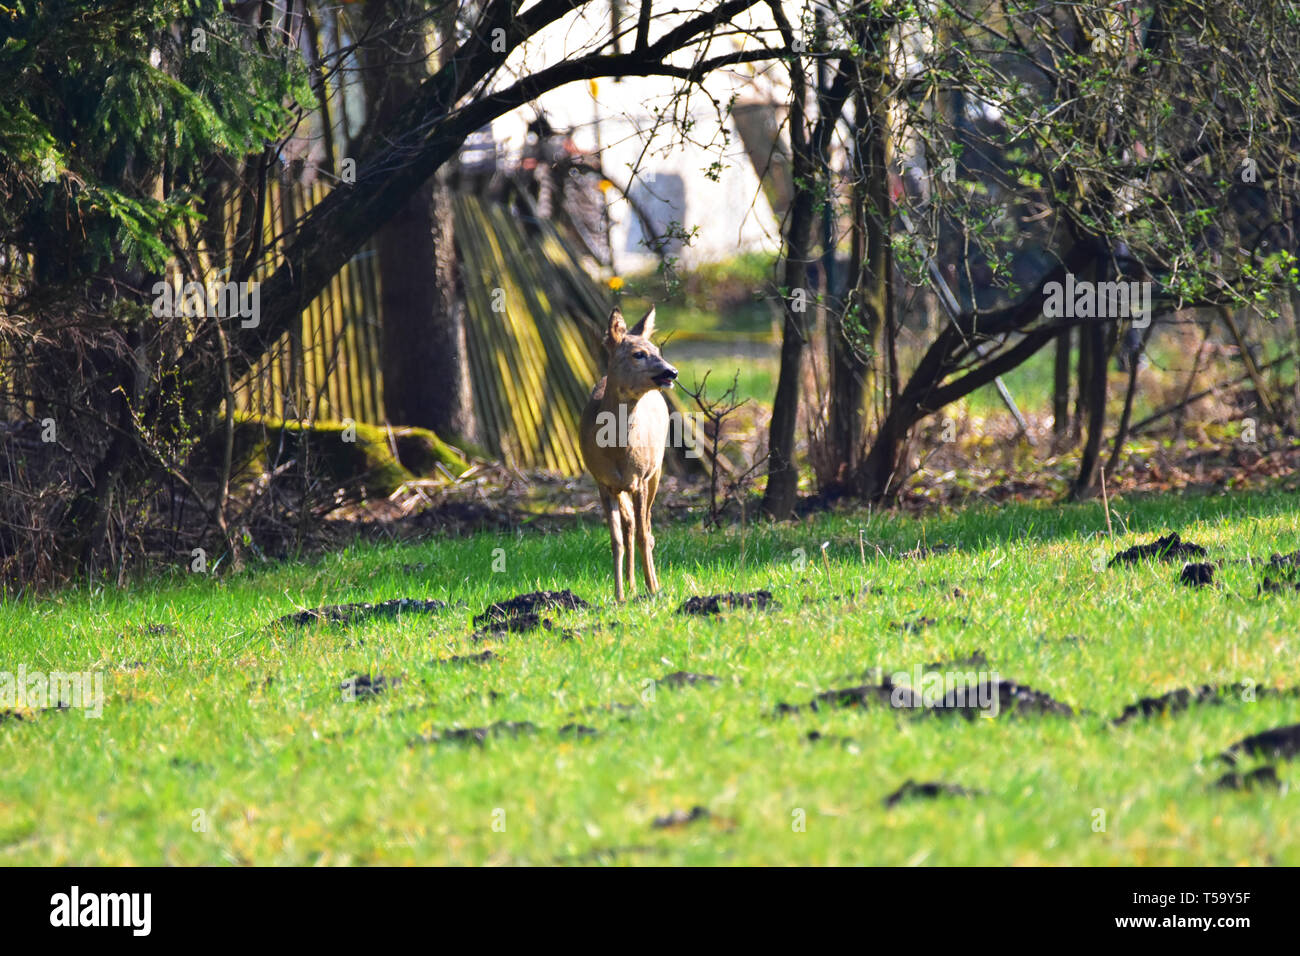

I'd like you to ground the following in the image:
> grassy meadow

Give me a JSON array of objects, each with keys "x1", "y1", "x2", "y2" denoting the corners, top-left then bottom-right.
[{"x1": 2, "y1": 490, "x2": 1300, "y2": 864}]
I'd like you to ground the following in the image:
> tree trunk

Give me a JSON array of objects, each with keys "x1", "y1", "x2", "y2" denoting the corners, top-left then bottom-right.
[
  {"x1": 1052, "y1": 325, "x2": 1071, "y2": 442},
  {"x1": 760, "y1": 40, "x2": 853, "y2": 519},
  {"x1": 371, "y1": 177, "x2": 474, "y2": 439},
  {"x1": 827, "y1": 86, "x2": 887, "y2": 490},
  {"x1": 1071, "y1": 317, "x2": 1114, "y2": 500},
  {"x1": 363, "y1": 0, "x2": 475, "y2": 440},
  {"x1": 1070, "y1": 244, "x2": 1121, "y2": 500},
  {"x1": 762, "y1": 197, "x2": 816, "y2": 519},
  {"x1": 1072, "y1": 315, "x2": 1091, "y2": 443}
]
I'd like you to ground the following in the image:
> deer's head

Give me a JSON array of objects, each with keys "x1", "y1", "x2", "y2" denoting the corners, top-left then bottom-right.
[{"x1": 603, "y1": 306, "x2": 677, "y2": 399}]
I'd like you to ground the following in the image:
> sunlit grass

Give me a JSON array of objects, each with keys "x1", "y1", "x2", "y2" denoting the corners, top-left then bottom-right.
[
  {"x1": 2, "y1": 490, "x2": 1299, "y2": 864},
  {"x1": 672, "y1": 355, "x2": 777, "y2": 411}
]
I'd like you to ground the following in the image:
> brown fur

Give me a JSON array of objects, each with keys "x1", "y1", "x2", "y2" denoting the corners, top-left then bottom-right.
[{"x1": 579, "y1": 306, "x2": 677, "y2": 600}]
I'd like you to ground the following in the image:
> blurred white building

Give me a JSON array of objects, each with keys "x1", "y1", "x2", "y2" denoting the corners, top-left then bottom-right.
[{"x1": 487, "y1": 3, "x2": 786, "y2": 273}]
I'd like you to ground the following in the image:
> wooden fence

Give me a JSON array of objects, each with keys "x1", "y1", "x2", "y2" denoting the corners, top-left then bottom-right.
[
  {"x1": 234, "y1": 179, "x2": 386, "y2": 426},
  {"x1": 233, "y1": 182, "x2": 617, "y2": 475}
]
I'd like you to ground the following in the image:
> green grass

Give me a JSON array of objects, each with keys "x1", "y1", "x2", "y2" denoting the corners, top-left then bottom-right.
[
  {"x1": 967, "y1": 344, "x2": 1059, "y2": 419},
  {"x1": 621, "y1": 251, "x2": 778, "y2": 337},
  {"x1": 671, "y1": 354, "x2": 778, "y2": 410},
  {"x1": 3, "y1": 491, "x2": 1300, "y2": 864}
]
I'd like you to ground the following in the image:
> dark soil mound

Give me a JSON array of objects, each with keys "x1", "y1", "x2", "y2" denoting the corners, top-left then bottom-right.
[
  {"x1": 410, "y1": 720, "x2": 538, "y2": 746},
  {"x1": 884, "y1": 779, "x2": 978, "y2": 808},
  {"x1": 557, "y1": 723, "x2": 599, "y2": 737},
  {"x1": 1179, "y1": 563, "x2": 1215, "y2": 587},
  {"x1": 433, "y1": 650, "x2": 496, "y2": 665},
  {"x1": 777, "y1": 673, "x2": 1072, "y2": 719},
  {"x1": 651, "y1": 806, "x2": 710, "y2": 829},
  {"x1": 892, "y1": 615, "x2": 938, "y2": 633},
  {"x1": 776, "y1": 679, "x2": 923, "y2": 716},
  {"x1": 1112, "y1": 683, "x2": 1271, "y2": 724},
  {"x1": 471, "y1": 616, "x2": 577, "y2": 642},
  {"x1": 1259, "y1": 577, "x2": 1300, "y2": 595},
  {"x1": 1108, "y1": 532, "x2": 1206, "y2": 567},
  {"x1": 472, "y1": 590, "x2": 589, "y2": 627},
  {"x1": 1267, "y1": 550, "x2": 1300, "y2": 579},
  {"x1": 1213, "y1": 766, "x2": 1279, "y2": 791},
  {"x1": 1114, "y1": 684, "x2": 1223, "y2": 724},
  {"x1": 274, "y1": 598, "x2": 447, "y2": 628},
  {"x1": 935, "y1": 678, "x2": 1075, "y2": 718},
  {"x1": 340, "y1": 672, "x2": 399, "y2": 699},
  {"x1": 657, "y1": 671, "x2": 721, "y2": 688},
  {"x1": 474, "y1": 612, "x2": 550, "y2": 637},
  {"x1": 1220, "y1": 723, "x2": 1300, "y2": 763},
  {"x1": 677, "y1": 590, "x2": 776, "y2": 615}
]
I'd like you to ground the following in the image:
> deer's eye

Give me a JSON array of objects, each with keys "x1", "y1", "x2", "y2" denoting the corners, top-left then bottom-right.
[{"x1": 634, "y1": 350, "x2": 647, "y2": 359}]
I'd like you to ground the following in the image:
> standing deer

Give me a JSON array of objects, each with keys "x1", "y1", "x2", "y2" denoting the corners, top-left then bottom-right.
[{"x1": 580, "y1": 306, "x2": 677, "y2": 600}]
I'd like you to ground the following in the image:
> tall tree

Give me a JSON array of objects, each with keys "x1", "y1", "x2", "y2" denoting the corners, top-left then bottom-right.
[
  {"x1": 823, "y1": 10, "x2": 891, "y2": 495},
  {"x1": 762, "y1": 2, "x2": 852, "y2": 519},
  {"x1": 360, "y1": 0, "x2": 475, "y2": 441}
]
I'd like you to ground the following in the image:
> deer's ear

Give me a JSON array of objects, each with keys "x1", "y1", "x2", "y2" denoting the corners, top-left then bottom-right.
[
  {"x1": 629, "y1": 306, "x2": 656, "y2": 340},
  {"x1": 604, "y1": 307, "x2": 627, "y2": 351}
]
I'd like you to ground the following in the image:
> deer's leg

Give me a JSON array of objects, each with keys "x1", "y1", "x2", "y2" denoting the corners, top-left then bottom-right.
[
  {"x1": 634, "y1": 476, "x2": 659, "y2": 594},
  {"x1": 647, "y1": 468, "x2": 665, "y2": 595},
  {"x1": 600, "y1": 488, "x2": 625, "y2": 602},
  {"x1": 617, "y1": 492, "x2": 637, "y2": 597}
]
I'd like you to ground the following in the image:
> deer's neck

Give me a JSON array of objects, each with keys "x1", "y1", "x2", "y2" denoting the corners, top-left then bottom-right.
[{"x1": 600, "y1": 383, "x2": 648, "y2": 411}]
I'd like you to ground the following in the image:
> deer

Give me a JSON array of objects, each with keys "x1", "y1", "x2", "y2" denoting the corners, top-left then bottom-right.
[{"x1": 580, "y1": 305, "x2": 677, "y2": 601}]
